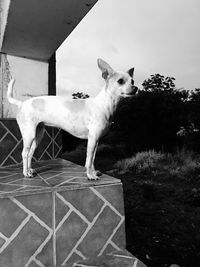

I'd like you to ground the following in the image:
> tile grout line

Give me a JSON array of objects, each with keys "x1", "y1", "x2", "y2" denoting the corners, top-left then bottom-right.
[
  {"x1": 54, "y1": 145, "x2": 62, "y2": 159},
  {"x1": 53, "y1": 128, "x2": 62, "y2": 158},
  {"x1": 0, "y1": 214, "x2": 31, "y2": 254},
  {"x1": 98, "y1": 217, "x2": 125, "y2": 256},
  {"x1": 52, "y1": 191, "x2": 56, "y2": 267},
  {"x1": 61, "y1": 201, "x2": 107, "y2": 265},
  {"x1": 45, "y1": 171, "x2": 67, "y2": 181},
  {"x1": 0, "y1": 121, "x2": 19, "y2": 142},
  {"x1": 38, "y1": 139, "x2": 53, "y2": 161},
  {"x1": 109, "y1": 240, "x2": 121, "y2": 251},
  {"x1": 0, "y1": 134, "x2": 22, "y2": 166},
  {"x1": 0, "y1": 130, "x2": 8, "y2": 143},
  {"x1": 36, "y1": 172, "x2": 51, "y2": 186}
]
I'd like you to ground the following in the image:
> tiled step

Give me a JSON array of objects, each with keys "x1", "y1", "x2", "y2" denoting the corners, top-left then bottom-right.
[
  {"x1": 73, "y1": 249, "x2": 147, "y2": 267},
  {"x1": 0, "y1": 159, "x2": 126, "y2": 267}
]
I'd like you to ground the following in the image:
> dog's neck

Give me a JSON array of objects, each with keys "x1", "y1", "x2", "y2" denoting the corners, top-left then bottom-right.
[{"x1": 94, "y1": 86, "x2": 121, "y2": 121}]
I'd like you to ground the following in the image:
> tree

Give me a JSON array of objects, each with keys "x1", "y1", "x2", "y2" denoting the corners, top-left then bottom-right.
[
  {"x1": 109, "y1": 74, "x2": 190, "y2": 153},
  {"x1": 142, "y1": 74, "x2": 175, "y2": 92},
  {"x1": 72, "y1": 92, "x2": 90, "y2": 99}
]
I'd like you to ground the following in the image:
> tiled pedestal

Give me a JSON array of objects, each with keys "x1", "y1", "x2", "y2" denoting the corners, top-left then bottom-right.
[{"x1": 0, "y1": 159, "x2": 126, "y2": 267}]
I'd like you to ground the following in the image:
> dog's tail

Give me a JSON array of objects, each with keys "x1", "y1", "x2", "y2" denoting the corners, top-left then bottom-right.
[{"x1": 7, "y1": 79, "x2": 22, "y2": 108}]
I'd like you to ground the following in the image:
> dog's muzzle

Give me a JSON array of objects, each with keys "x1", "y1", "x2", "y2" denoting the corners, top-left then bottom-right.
[{"x1": 121, "y1": 86, "x2": 138, "y2": 97}]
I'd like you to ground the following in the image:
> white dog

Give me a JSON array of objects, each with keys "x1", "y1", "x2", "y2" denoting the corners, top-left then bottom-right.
[{"x1": 7, "y1": 59, "x2": 138, "y2": 180}]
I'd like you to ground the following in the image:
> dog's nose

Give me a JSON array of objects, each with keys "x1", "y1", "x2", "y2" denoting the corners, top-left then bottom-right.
[{"x1": 132, "y1": 86, "x2": 138, "y2": 94}]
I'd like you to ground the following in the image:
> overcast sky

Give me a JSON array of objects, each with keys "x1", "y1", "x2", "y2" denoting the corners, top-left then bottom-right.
[{"x1": 56, "y1": 0, "x2": 200, "y2": 96}]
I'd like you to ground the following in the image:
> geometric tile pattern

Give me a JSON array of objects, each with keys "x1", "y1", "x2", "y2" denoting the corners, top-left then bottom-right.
[
  {"x1": 55, "y1": 186, "x2": 125, "y2": 266},
  {"x1": 73, "y1": 249, "x2": 147, "y2": 267},
  {"x1": 0, "y1": 159, "x2": 125, "y2": 267},
  {"x1": 0, "y1": 119, "x2": 62, "y2": 167},
  {"x1": 0, "y1": 196, "x2": 52, "y2": 267}
]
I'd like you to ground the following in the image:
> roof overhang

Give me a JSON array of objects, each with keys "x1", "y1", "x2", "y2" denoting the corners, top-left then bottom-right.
[{"x1": 0, "y1": 0, "x2": 98, "y2": 61}]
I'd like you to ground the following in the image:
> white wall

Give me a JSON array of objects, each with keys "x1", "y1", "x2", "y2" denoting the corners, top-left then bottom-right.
[
  {"x1": 2, "y1": 55, "x2": 48, "y2": 118},
  {"x1": 0, "y1": 0, "x2": 11, "y2": 49}
]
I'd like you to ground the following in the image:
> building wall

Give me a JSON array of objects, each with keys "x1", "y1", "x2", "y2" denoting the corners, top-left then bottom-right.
[
  {"x1": 0, "y1": 54, "x2": 60, "y2": 166},
  {"x1": 0, "y1": 54, "x2": 48, "y2": 118},
  {"x1": 0, "y1": 0, "x2": 11, "y2": 49}
]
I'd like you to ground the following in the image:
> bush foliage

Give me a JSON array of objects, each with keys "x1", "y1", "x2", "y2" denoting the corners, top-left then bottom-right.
[
  {"x1": 114, "y1": 149, "x2": 200, "y2": 179},
  {"x1": 106, "y1": 74, "x2": 200, "y2": 154}
]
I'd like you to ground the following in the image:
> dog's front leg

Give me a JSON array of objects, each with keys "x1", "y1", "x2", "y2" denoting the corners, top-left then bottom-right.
[
  {"x1": 85, "y1": 135, "x2": 99, "y2": 180},
  {"x1": 22, "y1": 146, "x2": 30, "y2": 177}
]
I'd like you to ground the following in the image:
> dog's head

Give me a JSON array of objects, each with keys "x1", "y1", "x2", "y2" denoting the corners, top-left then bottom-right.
[{"x1": 97, "y1": 58, "x2": 138, "y2": 97}]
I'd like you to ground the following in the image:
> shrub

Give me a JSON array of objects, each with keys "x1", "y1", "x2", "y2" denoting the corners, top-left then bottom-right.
[
  {"x1": 114, "y1": 149, "x2": 200, "y2": 179},
  {"x1": 114, "y1": 150, "x2": 164, "y2": 174}
]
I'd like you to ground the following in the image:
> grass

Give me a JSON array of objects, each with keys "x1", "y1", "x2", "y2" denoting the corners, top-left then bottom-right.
[
  {"x1": 63, "y1": 144, "x2": 200, "y2": 181},
  {"x1": 63, "y1": 144, "x2": 200, "y2": 182},
  {"x1": 113, "y1": 149, "x2": 200, "y2": 181},
  {"x1": 114, "y1": 150, "x2": 164, "y2": 174},
  {"x1": 110, "y1": 149, "x2": 200, "y2": 267}
]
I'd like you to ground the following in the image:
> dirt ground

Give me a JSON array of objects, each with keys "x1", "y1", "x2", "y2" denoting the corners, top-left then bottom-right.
[{"x1": 62, "y1": 151, "x2": 200, "y2": 267}]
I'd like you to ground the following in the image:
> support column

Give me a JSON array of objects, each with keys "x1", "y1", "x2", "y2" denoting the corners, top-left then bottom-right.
[{"x1": 48, "y1": 53, "x2": 56, "y2": 96}]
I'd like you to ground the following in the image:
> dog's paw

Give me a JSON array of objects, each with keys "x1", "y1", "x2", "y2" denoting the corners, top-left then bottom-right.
[
  {"x1": 24, "y1": 169, "x2": 37, "y2": 178},
  {"x1": 29, "y1": 168, "x2": 37, "y2": 176},
  {"x1": 87, "y1": 171, "x2": 100, "y2": 181},
  {"x1": 87, "y1": 175, "x2": 99, "y2": 181}
]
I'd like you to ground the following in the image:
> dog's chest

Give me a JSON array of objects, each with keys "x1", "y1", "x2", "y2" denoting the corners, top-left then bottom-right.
[{"x1": 60, "y1": 112, "x2": 89, "y2": 139}]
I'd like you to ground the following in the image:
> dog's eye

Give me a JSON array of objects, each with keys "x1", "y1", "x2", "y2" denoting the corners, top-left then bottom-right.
[{"x1": 118, "y1": 78, "x2": 125, "y2": 85}]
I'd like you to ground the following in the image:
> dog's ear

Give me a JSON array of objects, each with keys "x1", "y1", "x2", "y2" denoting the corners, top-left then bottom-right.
[
  {"x1": 97, "y1": 58, "x2": 114, "y2": 80},
  {"x1": 127, "y1": 68, "x2": 134, "y2": 77}
]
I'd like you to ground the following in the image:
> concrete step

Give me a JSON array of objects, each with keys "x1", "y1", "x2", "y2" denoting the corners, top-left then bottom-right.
[{"x1": 0, "y1": 159, "x2": 126, "y2": 266}]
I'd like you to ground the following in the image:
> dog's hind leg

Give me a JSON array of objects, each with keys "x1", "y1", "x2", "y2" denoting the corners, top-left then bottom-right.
[
  {"x1": 27, "y1": 123, "x2": 45, "y2": 176},
  {"x1": 18, "y1": 122, "x2": 37, "y2": 178},
  {"x1": 21, "y1": 133, "x2": 36, "y2": 178}
]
